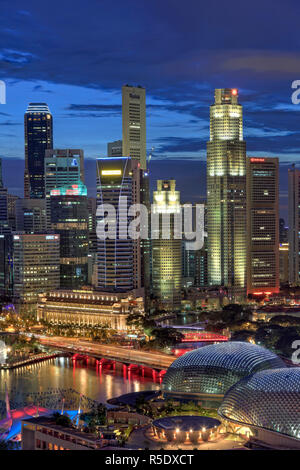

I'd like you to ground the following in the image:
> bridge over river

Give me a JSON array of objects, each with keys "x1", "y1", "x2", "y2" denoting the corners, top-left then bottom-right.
[{"x1": 39, "y1": 337, "x2": 175, "y2": 371}]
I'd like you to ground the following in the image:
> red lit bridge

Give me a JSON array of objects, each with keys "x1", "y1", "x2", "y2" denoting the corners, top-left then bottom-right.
[
  {"x1": 163, "y1": 325, "x2": 229, "y2": 343},
  {"x1": 39, "y1": 337, "x2": 175, "y2": 373}
]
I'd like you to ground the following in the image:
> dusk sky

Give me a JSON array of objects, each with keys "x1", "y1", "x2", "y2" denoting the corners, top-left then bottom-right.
[{"x1": 1, "y1": 0, "x2": 300, "y2": 217}]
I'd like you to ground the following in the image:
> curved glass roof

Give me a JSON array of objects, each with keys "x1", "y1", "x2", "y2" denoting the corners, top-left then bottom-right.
[
  {"x1": 219, "y1": 368, "x2": 300, "y2": 440},
  {"x1": 162, "y1": 342, "x2": 286, "y2": 397}
]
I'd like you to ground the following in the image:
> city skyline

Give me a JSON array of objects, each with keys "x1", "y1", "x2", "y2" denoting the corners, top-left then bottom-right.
[{"x1": 0, "y1": 1, "x2": 300, "y2": 170}]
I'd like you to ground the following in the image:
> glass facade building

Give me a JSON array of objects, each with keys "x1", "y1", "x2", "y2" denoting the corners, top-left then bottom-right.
[
  {"x1": 162, "y1": 342, "x2": 285, "y2": 407},
  {"x1": 24, "y1": 103, "x2": 53, "y2": 199},
  {"x1": 50, "y1": 185, "x2": 89, "y2": 289}
]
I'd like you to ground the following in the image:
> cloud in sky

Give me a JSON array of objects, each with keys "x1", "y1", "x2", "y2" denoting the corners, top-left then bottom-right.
[{"x1": 0, "y1": 0, "x2": 300, "y2": 216}]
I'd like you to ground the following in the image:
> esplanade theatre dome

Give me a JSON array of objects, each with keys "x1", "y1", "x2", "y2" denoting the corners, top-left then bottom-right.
[
  {"x1": 218, "y1": 368, "x2": 300, "y2": 447},
  {"x1": 162, "y1": 342, "x2": 286, "y2": 407}
]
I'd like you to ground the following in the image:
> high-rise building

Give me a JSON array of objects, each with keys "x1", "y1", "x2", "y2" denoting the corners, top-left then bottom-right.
[
  {"x1": 96, "y1": 156, "x2": 144, "y2": 293},
  {"x1": 195, "y1": 235, "x2": 208, "y2": 287},
  {"x1": 24, "y1": 103, "x2": 53, "y2": 199},
  {"x1": 50, "y1": 182, "x2": 89, "y2": 289},
  {"x1": 152, "y1": 180, "x2": 182, "y2": 311},
  {"x1": 279, "y1": 242, "x2": 289, "y2": 285},
  {"x1": 16, "y1": 199, "x2": 47, "y2": 233},
  {"x1": 0, "y1": 162, "x2": 9, "y2": 233},
  {"x1": 0, "y1": 186, "x2": 8, "y2": 230},
  {"x1": 246, "y1": 157, "x2": 279, "y2": 295},
  {"x1": 87, "y1": 197, "x2": 97, "y2": 253},
  {"x1": 13, "y1": 233, "x2": 60, "y2": 304},
  {"x1": 0, "y1": 158, "x2": 3, "y2": 188},
  {"x1": 122, "y1": 85, "x2": 146, "y2": 169},
  {"x1": 207, "y1": 88, "x2": 246, "y2": 300},
  {"x1": 44, "y1": 149, "x2": 84, "y2": 227},
  {"x1": 0, "y1": 231, "x2": 13, "y2": 298},
  {"x1": 107, "y1": 140, "x2": 123, "y2": 157},
  {"x1": 288, "y1": 166, "x2": 300, "y2": 285}
]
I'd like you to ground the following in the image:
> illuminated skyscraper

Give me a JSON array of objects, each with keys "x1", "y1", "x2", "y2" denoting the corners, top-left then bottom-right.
[
  {"x1": 50, "y1": 182, "x2": 89, "y2": 289},
  {"x1": 44, "y1": 149, "x2": 84, "y2": 227},
  {"x1": 96, "y1": 156, "x2": 145, "y2": 293},
  {"x1": 122, "y1": 85, "x2": 146, "y2": 169},
  {"x1": 207, "y1": 88, "x2": 246, "y2": 300},
  {"x1": 24, "y1": 103, "x2": 53, "y2": 199},
  {"x1": 288, "y1": 166, "x2": 300, "y2": 285},
  {"x1": 246, "y1": 157, "x2": 279, "y2": 295},
  {"x1": 152, "y1": 180, "x2": 182, "y2": 311}
]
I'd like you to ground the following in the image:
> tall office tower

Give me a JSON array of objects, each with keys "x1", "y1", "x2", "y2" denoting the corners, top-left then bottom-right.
[
  {"x1": 13, "y1": 233, "x2": 60, "y2": 304},
  {"x1": 195, "y1": 235, "x2": 208, "y2": 287},
  {"x1": 140, "y1": 168, "x2": 151, "y2": 309},
  {"x1": 0, "y1": 232, "x2": 13, "y2": 298},
  {"x1": 24, "y1": 103, "x2": 53, "y2": 199},
  {"x1": 207, "y1": 88, "x2": 246, "y2": 300},
  {"x1": 7, "y1": 194, "x2": 19, "y2": 231},
  {"x1": 122, "y1": 85, "x2": 146, "y2": 169},
  {"x1": 288, "y1": 166, "x2": 300, "y2": 285},
  {"x1": 50, "y1": 182, "x2": 89, "y2": 289},
  {"x1": 246, "y1": 157, "x2": 279, "y2": 295},
  {"x1": 44, "y1": 149, "x2": 84, "y2": 227},
  {"x1": 96, "y1": 156, "x2": 144, "y2": 293},
  {"x1": 87, "y1": 197, "x2": 97, "y2": 253},
  {"x1": 107, "y1": 140, "x2": 123, "y2": 157},
  {"x1": 0, "y1": 158, "x2": 3, "y2": 188},
  {"x1": 152, "y1": 180, "x2": 182, "y2": 312},
  {"x1": 195, "y1": 203, "x2": 208, "y2": 287},
  {"x1": 0, "y1": 186, "x2": 8, "y2": 230},
  {"x1": 279, "y1": 242, "x2": 289, "y2": 285},
  {"x1": 16, "y1": 199, "x2": 47, "y2": 233}
]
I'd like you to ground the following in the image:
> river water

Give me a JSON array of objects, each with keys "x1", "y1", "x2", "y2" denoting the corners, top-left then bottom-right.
[
  {"x1": 0, "y1": 356, "x2": 160, "y2": 412},
  {"x1": 0, "y1": 315, "x2": 202, "y2": 411}
]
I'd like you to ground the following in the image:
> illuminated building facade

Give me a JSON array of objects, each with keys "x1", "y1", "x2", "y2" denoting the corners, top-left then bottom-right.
[
  {"x1": 96, "y1": 156, "x2": 145, "y2": 293},
  {"x1": 13, "y1": 233, "x2": 60, "y2": 303},
  {"x1": 122, "y1": 85, "x2": 146, "y2": 169},
  {"x1": 152, "y1": 179, "x2": 182, "y2": 311},
  {"x1": 279, "y1": 242, "x2": 289, "y2": 284},
  {"x1": 44, "y1": 149, "x2": 84, "y2": 227},
  {"x1": 0, "y1": 232, "x2": 13, "y2": 297},
  {"x1": 24, "y1": 103, "x2": 53, "y2": 199},
  {"x1": 37, "y1": 290, "x2": 144, "y2": 331},
  {"x1": 207, "y1": 89, "x2": 246, "y2": 300},
  {"x1": 50, "y1": 182, "x2": 89, "y2": 289},
  {"x1": 288, "y1": 167, "x2": 300, "y2": 285},
  {"x1": 246, "y1": 157, "x2": 279, "y2": 295}
]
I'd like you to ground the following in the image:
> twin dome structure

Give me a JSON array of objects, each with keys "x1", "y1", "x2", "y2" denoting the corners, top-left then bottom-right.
[
  {"x1": 162, "y1": 341, "x2": 286, "y2": 408},
  {"x1": 219, "y1": 368, "x2": 300, "y2": 449},
  {"x1": 162, "y1": 341, "x2": 300, "y2": 448}
]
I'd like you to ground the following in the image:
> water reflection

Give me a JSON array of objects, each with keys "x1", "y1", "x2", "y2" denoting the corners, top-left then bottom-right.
[{"x1": 0, "y1": 357, "x2": 160, "y2": 406}]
